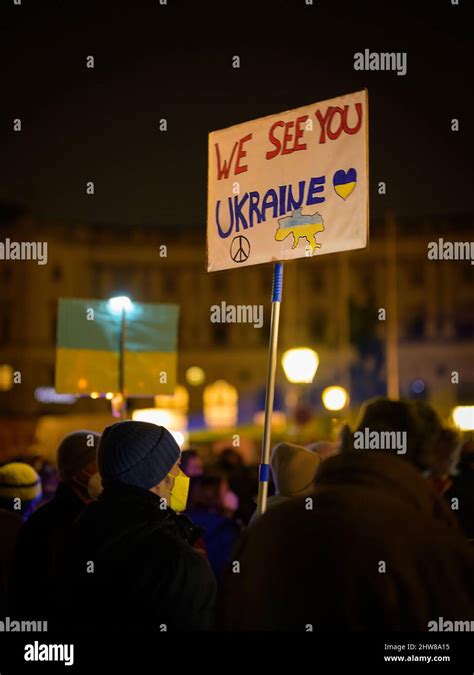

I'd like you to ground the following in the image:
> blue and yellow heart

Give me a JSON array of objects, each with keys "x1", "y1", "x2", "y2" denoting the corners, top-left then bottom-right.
[{"x1": 333, "y1": 168, "x2": 357, "y2": 200}]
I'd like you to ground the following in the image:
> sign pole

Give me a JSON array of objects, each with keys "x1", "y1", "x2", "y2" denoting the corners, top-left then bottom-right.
[
  {"x1": 119, "y1": 308, "x2": 127, "y2": 420},
  {"x1": 256, "y1": 262, "x2": 284, "y2": 517}
]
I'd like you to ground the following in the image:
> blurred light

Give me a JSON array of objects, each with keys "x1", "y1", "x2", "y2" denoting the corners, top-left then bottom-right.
[
  {"x1": 186, "y1": 366, "x2": 206, "y2": 386},
  {"x1": 0, "y1": 364, "x2": 14, "y2": 391},
  {"x1": 322, "y1": 386, "x2": 349, "y2": 411},
  {"x1": 253, "y1": 410, "x2": 286, "y2": 429},
  {"x1": 132, "y1": 408, "x2": 188, "y2": 447},
  {"x1": 155, "y1": 385, "x2": 189, "y2": 412},
  {"x1": 111, "y1": 393, "x2": 125, "y2": 418},
  {"x1": 411, "y1": 379, "x2": 425, "y2": 394},
  {"x1": 90, "y1": 392, "x2": 99, "y2": 399},
  {"x1": 452, "y1": 406, "x2": 474, "y2": 431},
  {"x1": 34, "y1": 387, "x2": 76, "y2": 405},
  {"x1": 105, "y1": 392, "x2": 114, "y2": 400},
  {"x1": 172, "y1": 431, "x2": 185, "y2": 448},
  {"x1": 108, "y1": 296, "x2": 133, "y2": 314},
  {"x1": 204, "y1": 380, "x2": 238, "y2": 429},
  {"x1": 282, "y1": 348, "x2": 319, "y2": 383},
  {"x1": 77, "y1": 378, "x2": 88, "y2": 391}
]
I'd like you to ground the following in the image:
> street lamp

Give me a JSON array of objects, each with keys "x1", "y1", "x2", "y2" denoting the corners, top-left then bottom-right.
[
  {"x1": 108, "y1": 296, "x2": 133, "y2": 314},
  {"x1": 452, "y1": 406, "x2": 474, "y2": 432},
  {"x1": 282, "y1": 347, "x2": 319, "y2": 384},
  {"x1": 322, "y1": 385, "x2": 349, "y2": 440},
  {"x1": 186, "y1": 366, "x2": 206, "y2": 386},
  {"x1": 282, "y1": 348, "x2": 319, "y2": 436},
  {"x1": 108, "y1": 295, "x2": 133, "y2": 419},
  {"x1": 322, "y1": 386, "x2": 349, "y2": 411}
]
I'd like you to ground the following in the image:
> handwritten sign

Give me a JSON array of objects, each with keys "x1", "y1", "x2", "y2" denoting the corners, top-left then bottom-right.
[{"x1": 207, "y1": 89, "x2": 369, "y2": 271}]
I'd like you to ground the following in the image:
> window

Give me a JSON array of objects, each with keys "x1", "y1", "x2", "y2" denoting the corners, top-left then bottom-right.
[
  {"x1": 0, "y1": 304, "x2": 11, "y2": 345},
  {"x1": 212, "y1": 323, "x2": 229, "y2": 346},
  {"x1": 162, "y1": 270, "x2": 177, "y2": 295},
  {"x1": 51, "y1": 265, "x2": 62, "y2": 282},
  {"x1": 405, "y1": 314, "x2": 424, "y2": 340},
  {"x1": 309, "y1": 313, "x2": 326, "y2": 341}
]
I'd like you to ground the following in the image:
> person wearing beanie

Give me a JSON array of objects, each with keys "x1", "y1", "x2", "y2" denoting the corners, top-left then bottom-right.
[
  {"x1": 0, "y1": 462, "x2": 42, "y2": 518},
  {"x1": 10, "y1": 431, "x2": 100, "y2": 619},
  {"x1": 250, "y1": 442, "x2": 321, "y2": 522},
  {"x1": 0, "y1": 462, "x2": 42, "y2": 614},
  {"x1": 53, "y1": 421, "x2": 216, "y2": 631}
]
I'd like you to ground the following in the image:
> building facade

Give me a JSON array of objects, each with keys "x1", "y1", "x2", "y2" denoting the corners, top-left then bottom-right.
[{"x1": 0, "y1": 214, "x2": 472, "y2": 421}]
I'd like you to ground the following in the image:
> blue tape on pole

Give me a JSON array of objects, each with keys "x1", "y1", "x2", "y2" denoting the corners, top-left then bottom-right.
[
  {"x1": 272, "y1": 262, "x2": 284, "y2": 302},
  {"x1": 259, "y1": 463, "x2": 270, "y2": 482}
]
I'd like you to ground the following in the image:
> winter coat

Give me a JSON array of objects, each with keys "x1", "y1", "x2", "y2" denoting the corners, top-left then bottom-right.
[
  {"x1": 220, "y1": 451, "x2": 474, "y2": 631},
  {"x1": 53, "y1": 482, "x2": 216, "y2": 631},
  {"x1": 0, "y1": 508, "x2": 22, "y2": 614},
  {"x1": 10, "y1": 482, "x2": 85, "y2": 618}
]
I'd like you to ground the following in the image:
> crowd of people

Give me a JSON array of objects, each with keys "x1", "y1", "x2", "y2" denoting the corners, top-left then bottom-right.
[{"x1": 1, "y1": 396, "x2": 474, "y2": 631}]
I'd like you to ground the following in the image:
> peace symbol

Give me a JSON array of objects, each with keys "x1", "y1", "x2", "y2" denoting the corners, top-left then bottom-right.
[{"x1": 230, "y1": 235, "x2": 251, "y2": 263}]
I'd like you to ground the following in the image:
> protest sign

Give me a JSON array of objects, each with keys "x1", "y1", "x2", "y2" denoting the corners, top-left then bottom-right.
[{"x1": 207, "y1": 89, "x2": 368, "y2": 271}]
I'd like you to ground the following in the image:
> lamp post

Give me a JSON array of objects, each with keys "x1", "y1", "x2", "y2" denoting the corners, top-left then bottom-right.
[
  {"x1": 282, "y1": 347, "x2": 319, "y2": 435},
  {"x1": 108, "y1": 296, "x2": 133, "y2": 420},
  {"x1": 322, "y1": 385, "x2": 349, "y2": 440}
]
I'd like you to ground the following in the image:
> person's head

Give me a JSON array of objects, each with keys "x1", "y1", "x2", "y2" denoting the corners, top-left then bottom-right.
[
  {"x1": 410, "y1": 400, "x2": 449, "y2": 473},
  {"x1": 97, "y1": 421, "x2": 189, "y2": 512},
  {"x1": 430, "y1": 427, "x2": 460, "y2": 479},
  {"x1": 341, "y1": 397, "x2": 433, "y2": 471},
  {"x1": 180, "y1": 449, "x2": 204, "y2": 478},
  {"x1": 187, "y1": 474, "x2": 237, "y2": 514},
  {"x1": 0, "y1": 462, "x2": 42, "y2": 520},
  {"x1": 306, "y1": 440, "x2": 339, "y2": 462},
  {"x1": 216, "y1": 448, "x2": 243, "y2": 472},
  {"x1": 56, "y1": 430, "x2": 102, "y2": 503},
  {"x1": 270, "y1": 442, "x2": 321, "y2": 498}
]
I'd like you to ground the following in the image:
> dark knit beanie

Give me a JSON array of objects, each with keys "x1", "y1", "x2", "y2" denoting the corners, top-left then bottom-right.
[{"x1": 97, "y1": 421, "x2": 180, "y2": 489}]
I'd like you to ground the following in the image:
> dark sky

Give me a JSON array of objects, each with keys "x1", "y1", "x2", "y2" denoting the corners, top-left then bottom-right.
[{"x1": 0, "y1": 0, "x2": 472, "y2": 227}]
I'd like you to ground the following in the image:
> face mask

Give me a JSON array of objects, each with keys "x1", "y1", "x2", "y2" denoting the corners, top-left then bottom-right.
[
  {"x1": 166, "y1": 468, "x2": 190, "y2": 512},
  {"x1": 71, "y1": 466, "x2": 98, "y2": 504},
  {"x1": 87, "y1": 472, "x2": 103, "y2": 501}
]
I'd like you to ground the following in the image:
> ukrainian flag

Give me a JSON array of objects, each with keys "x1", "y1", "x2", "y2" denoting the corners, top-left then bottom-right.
[{"x1": 55, "y1": 299, "x2": 179, "y2": 396}]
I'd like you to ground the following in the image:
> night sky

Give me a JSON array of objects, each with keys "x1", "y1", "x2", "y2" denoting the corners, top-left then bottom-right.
[{"x1": 0, "y1": 0, "x2": 472, "y2": 227}]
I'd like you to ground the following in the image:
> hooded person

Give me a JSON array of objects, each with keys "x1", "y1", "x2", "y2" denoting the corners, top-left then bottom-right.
[
  {"x1": 0, "y1": 462, "x2": 42, "y2": 614},
  {"x1": 53, "y1": 421, "x2": 216, "y2": 631},
  {"x1": 10, "y1": 431, "x2": 101, "y2": 618},
  {"x1": 250, "y1": 442, "x2": 320, "y2": 522},
  {"x1": 339, "y1": 397, "x2": 435, "y2": 471},
  {"x1": 219, "y1": 450, "x2": 474, "y2": 631}
]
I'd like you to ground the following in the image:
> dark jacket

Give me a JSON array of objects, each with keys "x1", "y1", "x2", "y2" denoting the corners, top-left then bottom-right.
[
  {"x1": 445, "y1": 473, "x2": 474, "y2": 541},
  {"x1": 53, "y1": 483, "x2": 216, "y2": 631},
  {"x1": 0, "y1": 508, "x2": 22, "y2": 615},
  {"x1": 11, "y1": 482, "x2": 85, "y2": 618},
  {"x1": 186, "y1": 509, "x2": 240, "y2": 579},
  {"x1": 220, "y1": 451, "x2": 474, "y2": 631}
]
